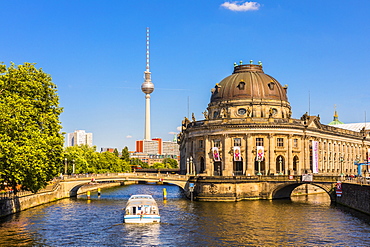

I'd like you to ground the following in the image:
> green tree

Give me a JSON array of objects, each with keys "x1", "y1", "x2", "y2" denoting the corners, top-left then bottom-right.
[
  {"x1": 64, "y1": 145, "x2": 131, "y2": 174},
  {"x1": 162, "y1": 158, "x2": 179, "y2": 168},
  {"x1": 64, "y1": 145, "x2": 98, "y2": 174},
  {"x1": 0, "y1": 63, "x2": 64, "y2": 193},
  {"x1": 130, "y1": 158, "x2": 148, "y2": 169},
  {"x1": 113, "y1": 148, "x2": 119, "y2": 157},
  {"x1": 151, "y1": 162, "x2": 165, "y2": 169},
  {"x1": 121, "y1": 146, "x2": 130, "y2": 162}
]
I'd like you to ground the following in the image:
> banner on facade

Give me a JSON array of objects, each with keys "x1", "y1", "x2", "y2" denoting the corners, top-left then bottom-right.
[
  {"x1": 256, "y1": 146, "x2": 264, "y2": 161},
  {"x1": 368, "y1": 148, "x2": 370, "y2": 163},
  {"x1": 312, "y1": 141, "x2": 319, "y2": 174},
  {"x1": 233, "y1": 146, "x2": 241, "y2": 161},
  {"x1": 212, "y1": 147, "x2": 220, "y2": 161}
]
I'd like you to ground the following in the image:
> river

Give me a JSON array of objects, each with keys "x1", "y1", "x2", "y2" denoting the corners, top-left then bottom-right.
[{"x1": 0, "y1": 184, "x2": 369, "y2": 246}]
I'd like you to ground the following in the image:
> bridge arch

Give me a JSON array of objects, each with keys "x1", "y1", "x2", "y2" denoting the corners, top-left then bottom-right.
[
  {"x1": 69, "y1": 183, "x2": 89, "y2": 197},
  {"x1": 270, "y1": 182, "x2": 336, "y2": 202},
  {"x1": 62, "y1": 175, "x2": 189, "y2": 197}
]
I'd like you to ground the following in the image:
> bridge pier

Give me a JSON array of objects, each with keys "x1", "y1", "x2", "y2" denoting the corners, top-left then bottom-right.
[{"x1": 185, "y1": 176, "x2": 338, "y2": 202}]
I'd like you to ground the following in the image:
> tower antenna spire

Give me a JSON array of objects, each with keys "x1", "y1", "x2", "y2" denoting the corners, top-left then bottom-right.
[{"x1": 146, "y1": 27, "x2": 150, "y2": 72}]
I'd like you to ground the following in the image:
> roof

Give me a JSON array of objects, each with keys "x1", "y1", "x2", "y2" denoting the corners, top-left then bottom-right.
[
  {"x1": 210, "y1": 63, "x2": 289, "y2": 103},
  {"x1": 328, "y1": 119, "x2": 344, "y2": 125},
  {"x1": 331, "y1": 123, "x2": 370, "y2": 132}
]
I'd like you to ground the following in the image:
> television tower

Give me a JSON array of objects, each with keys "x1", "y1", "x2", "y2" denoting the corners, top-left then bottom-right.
[{"x1": 141, "y1": 27, "x2": 154, "y2": 140}]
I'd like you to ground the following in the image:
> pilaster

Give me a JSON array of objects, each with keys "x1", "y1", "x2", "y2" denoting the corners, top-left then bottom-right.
[
  {"x1": 223, "y1": 134, "x2": 233, "y2": 176},
  {"x1": 204, "y1": 136, "x2": 212, "y2": 175},
  {"x1": 246, "y1": 134, "x2": 254, "y2": 175},
  {"x1": 288, "y1": 134, "x2": 293, "y2": 175},
  {"x1": 268, "y1": 134, "x2": 275, "y2": 174}
]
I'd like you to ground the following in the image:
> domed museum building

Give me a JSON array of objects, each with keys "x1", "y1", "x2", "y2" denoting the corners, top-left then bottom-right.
[{"x1": 178, "y1": 61, "x2": 370, "y2": 177}]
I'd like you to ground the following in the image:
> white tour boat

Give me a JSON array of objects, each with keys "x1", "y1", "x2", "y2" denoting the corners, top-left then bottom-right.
[{"x1": 124, "y1": 195, "x2": 161, "y2": 223}]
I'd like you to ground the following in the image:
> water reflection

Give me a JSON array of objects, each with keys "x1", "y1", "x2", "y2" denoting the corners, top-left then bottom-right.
[{"x1": 0, "y1": 184, "x2": 368, "y2": 246}]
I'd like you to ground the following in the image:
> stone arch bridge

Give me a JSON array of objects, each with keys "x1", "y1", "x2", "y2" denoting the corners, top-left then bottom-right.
[
  {"x1": 59, "y1": 173, "x2": 340, "y2": 202},
  {"x1": 60, "y1": 173, "x2": 189, "y2": 197}
]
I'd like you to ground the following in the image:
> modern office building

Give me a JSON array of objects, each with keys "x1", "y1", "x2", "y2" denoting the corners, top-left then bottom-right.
[
  {"x1": 135, "y1": 138, "x2": 179, "y2": 156},
  {"x1": 67, "y1": 130, "x2": 93, "y2": 147}
]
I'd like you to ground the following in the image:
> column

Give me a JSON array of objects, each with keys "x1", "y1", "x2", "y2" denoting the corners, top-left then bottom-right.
[
  {"x1": 269, "y1": 134, "x2": 275, "y2": 174},
  {"x1": 204, "y1": 135, "x2": 212, "y2": 176},
  {"x1": 185, "y1": 140, "x2": 191, "y2": 174},
  {"x1": 246, "y1": 134, "x2": 254, "y2": 175},
  {"x1": 242, "y1": 135, "x2": 247, "y2": 175},
  {"x1": 288, "y1": 135, "x2": 293, "y2": 175},
  {"x1": 223, "y1": 134, "x2": 232, "y2": 176},
  {"x1": 303, "y1": 135, "x2": 310, "y2": 173}
]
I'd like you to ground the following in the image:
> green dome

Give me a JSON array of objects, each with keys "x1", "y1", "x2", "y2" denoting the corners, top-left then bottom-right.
[{"x1": 328, "y1": 110, "x2": 344, "y2": 125}]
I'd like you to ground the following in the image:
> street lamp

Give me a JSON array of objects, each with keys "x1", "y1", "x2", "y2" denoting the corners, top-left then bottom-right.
[
  {"x1": 340, "y1": 156, "x2": 344, "y2": 176},
  {"x1": 279, "y1": 156, "x2": 283, "y2": 175},
  {"x1": 186, "y1": 158, "x2": 189, "y2": 175},
  {"x1": 354, "y1": 156, "x2": 360, "y2": 177},
  {"x1": 64, "y1": 158, "x2": 67, "y2": 175},
  {"x1": 72, "y1": 159, "x2": 75, "y2": 174},
  {"x1": 256, "y1": 156, "x2": 262, "y2": 176}
]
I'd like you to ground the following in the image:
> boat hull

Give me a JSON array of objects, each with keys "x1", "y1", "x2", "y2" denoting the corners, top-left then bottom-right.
[{"x1": 124, "y1": 215, "x2": 161, "y2": 223}]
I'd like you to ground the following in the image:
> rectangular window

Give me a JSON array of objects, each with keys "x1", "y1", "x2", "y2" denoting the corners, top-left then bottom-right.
[
  {"x1": 256, "y1": 138, "x2": 264, "y2": 147},
  {"x1": 277, "y1": 138, "x2": 284, "y2": 147},
  {"x1": 293, "y1": 139, "x2": 298, "y2": 148},
  {"x1": 214, "y1": 140, "x2": 221, "y2": 148},
  {"x1": 199, "y1": 140, "x2": 204, "y2": 148},
  {"x1": 234, "y1": 138, "x2": 242, "y2": 147}
]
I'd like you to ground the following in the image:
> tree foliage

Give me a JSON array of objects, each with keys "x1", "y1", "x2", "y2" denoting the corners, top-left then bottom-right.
[
  {"x1": 130, "y1": 158, "x2": 149, "y2": 169},
  {"x1": 64, "y1": 145, "x2": 131, "y2": 174},
  {"x1": 0, "y1": 63, "x2": 64, "y2": 193},
  {"x1": 151, "y1": 162, "x2": 165, "y2": 169},
  {"x1": 121, "y1": 146, "x2": 130, "y2": 162},
  {"x1": 162, "y1": 158, "x2": 178, "y2": 168}
]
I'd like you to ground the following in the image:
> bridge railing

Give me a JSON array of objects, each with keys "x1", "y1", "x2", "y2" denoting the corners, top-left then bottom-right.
[
  {"x1": 343, "y1": 176, "x2": 370, "y2": 185},
  {"x1": 59, "y1": 172, "x2": 189, "y2": 181},
  {"x1": 191, "y1": 174, "x2": 345, "y2": 183}
]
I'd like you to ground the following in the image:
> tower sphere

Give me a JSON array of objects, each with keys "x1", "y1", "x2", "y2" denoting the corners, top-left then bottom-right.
[{"x1": 141, "y1": 81, "x2": 154, "y2": 94}]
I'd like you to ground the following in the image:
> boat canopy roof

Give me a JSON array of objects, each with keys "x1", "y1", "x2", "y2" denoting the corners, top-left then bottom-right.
[{"x1": 128, "y1": 195, "x2": 154, "y2": 200}]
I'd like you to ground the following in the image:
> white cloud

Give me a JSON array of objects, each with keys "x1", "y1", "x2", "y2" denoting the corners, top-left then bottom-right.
[
  {"x1": 126, "y1": 135, "x2": 132, "y2": 139},
  {"x1": 221, "y1": 1, "x2": 260, "y2": 11},
  {"x1": 168, "y1": 131, "x2": 178, "y2": 135},
  {"x1": 176, "y1": 126, "x2": 182, "y2": 131}
]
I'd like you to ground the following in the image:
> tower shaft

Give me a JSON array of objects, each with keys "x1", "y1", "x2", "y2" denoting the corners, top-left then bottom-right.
[{"x1": 144, "y1": 94, "x2": 151, "y2": 140}]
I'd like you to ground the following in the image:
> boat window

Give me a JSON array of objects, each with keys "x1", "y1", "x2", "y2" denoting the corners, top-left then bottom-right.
[{"x1": 133, "y1": 207, "x2": 136, "y2": 214}]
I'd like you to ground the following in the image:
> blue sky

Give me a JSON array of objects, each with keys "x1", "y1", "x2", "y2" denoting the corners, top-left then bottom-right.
[{"x1": 1, "y1": 1, "x2": 370, "y2": 151}]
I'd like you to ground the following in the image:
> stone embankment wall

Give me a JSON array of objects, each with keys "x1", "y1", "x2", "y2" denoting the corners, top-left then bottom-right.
[
  {"x1": 0, "y1": 181, "x2": 135, "y2": 218},
  {"x1": 336, "y1": 182, "x2": 370, "y2": 215}
]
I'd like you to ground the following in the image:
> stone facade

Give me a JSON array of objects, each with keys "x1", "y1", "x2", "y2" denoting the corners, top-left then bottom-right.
[{"x1": 178, "y1": 62, "x2": 370, "y2": 177}]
